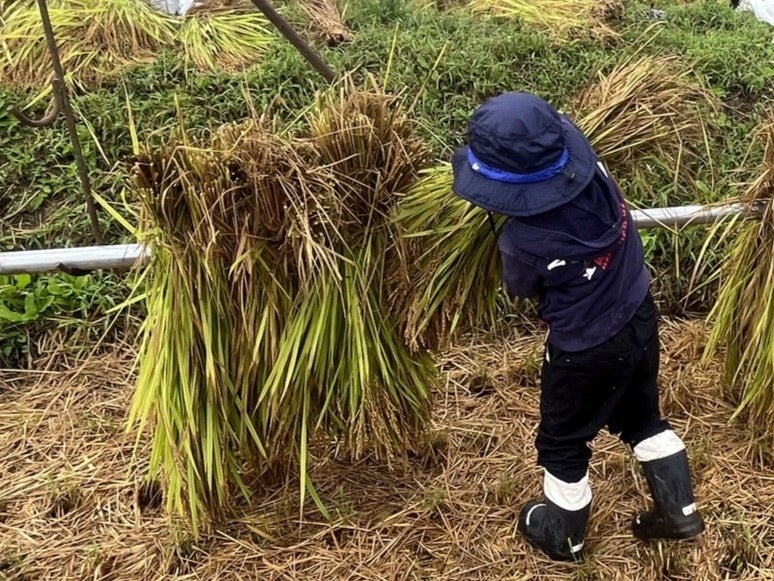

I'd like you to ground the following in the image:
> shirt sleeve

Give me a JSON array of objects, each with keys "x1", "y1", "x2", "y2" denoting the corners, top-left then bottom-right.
[{"x1": 500, "y1": 247, "x2": 544, "y2": 299}]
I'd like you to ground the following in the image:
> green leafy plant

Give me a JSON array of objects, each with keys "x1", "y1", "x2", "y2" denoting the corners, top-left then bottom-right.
[{"x1": 0, "y1": 272, "x2": 122, "y2": 363}]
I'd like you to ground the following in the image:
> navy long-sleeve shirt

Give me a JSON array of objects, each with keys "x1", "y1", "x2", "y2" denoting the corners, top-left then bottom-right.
[{"x1": 497, "y1": 160, "x2": 650, "y2": 352}]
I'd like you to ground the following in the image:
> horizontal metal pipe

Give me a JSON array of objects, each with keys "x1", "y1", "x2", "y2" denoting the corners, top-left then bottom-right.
[
  {"x1": 0, "y1": 202, "x2": 766, "y2": 275},
  {"x1": 0, "y1": 244, "x2": 149, "y2": 275},
  {"x1": 630, "y1": 202, "x2": 763, "y2": 229}
]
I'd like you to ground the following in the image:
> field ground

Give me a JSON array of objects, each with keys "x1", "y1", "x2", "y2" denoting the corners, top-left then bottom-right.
[
  {"x1": 2, "y1": 1, "x2": 774, "y2": 579},
  {"x1": 1, "y1": 319, "x2": 772, "y2": 580}
]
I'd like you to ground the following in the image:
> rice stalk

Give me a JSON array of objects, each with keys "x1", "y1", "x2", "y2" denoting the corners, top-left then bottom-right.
[
  {"x1": 573, "y1": 54, "x2": 719, "y2": 192},
  {"x1": 277, "y1": 77, "x2": 434, "y2": 463},
  {"x1": 0, "y1": 0, "x2": 176, "y2": 90},
  {"x1": 298, "y1": 0, "x2": 351, "y2": 46},
  {"x1": 391, "y1": 165, "x2": 504, "y2": 351},
  {"x1": 704, "y1": 117, "x2": 774, "y2": 437},
  {"x1": 468, "y1": 0, "x2": 622, "y2": 40},
  {"x1": 394, "y1": 55, "x2": 719, "y2": 350},
  {"x1": 129, "y1": 122, "x2": 345, "y2": 530},
  {"x1": 129, "y1": 140, "x2": 283, "y2": 533},
  {"x1": 0, "y1": 0, "x2": 274, "y2": 91},
  {"x1": 180, "y1": 10, "x2": 274, "y2": 73},
  {"x1": 187, "y1": 0, "x2": 254, "y2": 10},
  {"x1": 308, "y1": 79, "x2": 432, "y2": 245}
]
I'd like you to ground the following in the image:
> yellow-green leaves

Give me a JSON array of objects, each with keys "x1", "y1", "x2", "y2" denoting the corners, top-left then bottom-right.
[{"x1": 180, "y1": 11, "x2": 273, "y2": 73}]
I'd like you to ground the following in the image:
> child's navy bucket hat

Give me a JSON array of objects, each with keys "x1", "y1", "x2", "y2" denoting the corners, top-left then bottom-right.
[{"x1": 451, "y1": 92, "x2": 597, "y2": 217}]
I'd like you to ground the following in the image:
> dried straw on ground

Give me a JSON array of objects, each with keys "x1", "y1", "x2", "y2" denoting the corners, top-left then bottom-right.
[
  {"x1": 393, "y1": 55, "x2": 720, "y2": 351},
  {"x1": 1, "y1": 319, "x2": 773, "y2": 579}
]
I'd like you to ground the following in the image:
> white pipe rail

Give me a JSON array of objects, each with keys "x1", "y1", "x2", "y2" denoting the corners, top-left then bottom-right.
[
  {"x1": 630, "y1": 202, "x2": 761, "y2": 229},
  {"x1": 0, "y1": 203, "x2": 765, "y2": 275},
  {"x1": 0, "y1": 244, "x2": 149, "y2": 275}
]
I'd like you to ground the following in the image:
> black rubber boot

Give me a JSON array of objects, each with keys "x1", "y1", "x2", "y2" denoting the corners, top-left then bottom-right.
[
  {"x1": 517, "y1": 498, "x2": 590, "y2": 562},
  {"x1": 632, "y1": 449, "x2": 705, "y2": 540}
]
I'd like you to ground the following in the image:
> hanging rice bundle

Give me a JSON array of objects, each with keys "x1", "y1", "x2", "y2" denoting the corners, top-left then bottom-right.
[
  {"x1": 467, "y1": 0, "x2": 622, "y2": 40},
  {"x1": 392, "y1": 165, "x2": 504, "y2": 351},
  {"x1": 575, "y1": 55, "x2": 720, "y2": 308},
  {"x1": 129, "y1": 80, "x2": 434, "y2": 533},
  {"x1": 394, "y1": 55, "x2": 719, "y2": 350},
  {"x1": 129, "y1": 123, "x2": 314, "y2": 532},
  {"x1": 703, "y1": 117, "x2": 774, "y2": 442},
  {"x1": 0, "y1": 0, "x2": 274, "y2": 91},
  {"x1": 0, "y1": 0, "x2": 175, "y2": 89},
  {"x1": 300, "y1": 83, "x2": 434, "y2": 459}
]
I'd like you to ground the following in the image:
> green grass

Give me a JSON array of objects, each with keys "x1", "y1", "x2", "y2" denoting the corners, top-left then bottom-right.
[{"x1": 1, "y1": 0, "x2": 773, "y2": 361}]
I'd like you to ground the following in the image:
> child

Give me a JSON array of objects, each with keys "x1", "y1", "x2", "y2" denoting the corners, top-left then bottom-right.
[{"x1": 450, "y1": 92, "x2": 705, "y2": 562}]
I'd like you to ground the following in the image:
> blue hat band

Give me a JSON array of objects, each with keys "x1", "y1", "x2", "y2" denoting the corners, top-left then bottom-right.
[{"x1": 467, "y1": 147, "x2": 570, "y2": 184}]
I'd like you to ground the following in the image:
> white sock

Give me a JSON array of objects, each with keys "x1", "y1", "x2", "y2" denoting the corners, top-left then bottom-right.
[
  {"x1": 543, "y1": 469, "x2": 592, "y2": 511},
  {"x1": 633, "y1": 430, "x2": 685, "y2": 463}
]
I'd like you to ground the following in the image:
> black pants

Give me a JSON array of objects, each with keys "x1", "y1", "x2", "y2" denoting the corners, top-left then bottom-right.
[{"x1": 536, "y1": 293, "x2": 671, "y2": 482}]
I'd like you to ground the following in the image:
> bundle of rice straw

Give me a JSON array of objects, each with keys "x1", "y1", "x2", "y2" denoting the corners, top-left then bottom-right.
[
  {"x1": 299, "y1": 0, "x2": 351, "y2": 46},
  {"x1": 129, "y1": 79, "x2": 434, "y2": 533},
  {"x1": 393, "y1": 55, "x2": 719, "y2": 350},
  {"x1": 703, "y1": 117, "x2": 774, "y2": 446},
  {"x1": 573, "y1": 55, "x2": 718, "y2": 193},
  {"x1": 0, "y1": 0, "x2": 274, "y2": 91},
  {"x1": 468, "y1": 0, "x2": 623, "y2": 40}
]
